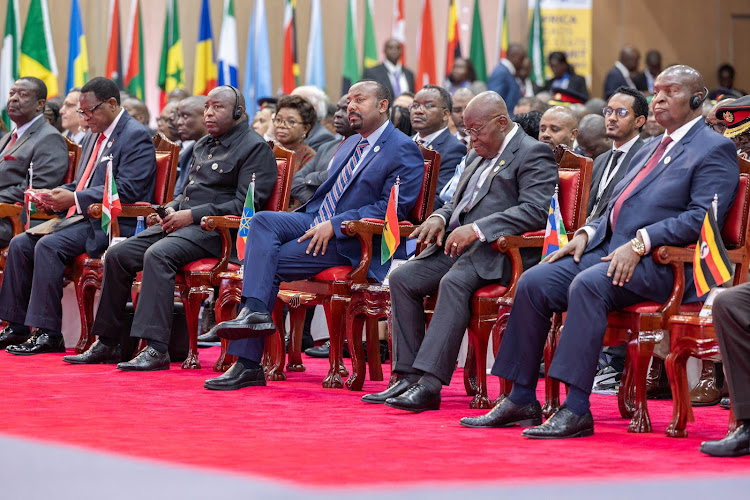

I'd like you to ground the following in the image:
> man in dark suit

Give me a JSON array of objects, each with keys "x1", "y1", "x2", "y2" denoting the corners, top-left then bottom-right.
[
  {"x1": 362, "y1": 39, "x2": 415, "y2": 101},
  {"x1": 409, "y1": 85, "x2": 467, "y2": 209},
  {"x1": 544, "y1": 52, "x2": 589, "y2": 102},
  {"x1": 363, "y1": 91, "x2": 557, "y2": 411},
  {"x1": 603, "y1": 46, "x2": 648, "y2": 100},
  {"x1": 173, "y1": 96, "x2": 208, "y2": 198},
  {"x1": 633, "y1": 50, "x2": 662, "y2": 95},
  {"x1": 0, "y1": 77, "x2": 69, "y2": 248},
  {"x1": 203, "y1": 80, "x2": 424, "y2": 390},
  {"x1": 487, "y1": 44, "x2": 525, "y2": 118},
  {"x1": 291, "y1": 86, "x2": 335, "y2": 151},
  {"x1": 0, "y1": 77, "x2": 156, "y2": 355},
  {"x1": 62, "y1": 86, "x2": 277, "y2": 370},
  {"x1": 461, "y1": 66, "x2": 739, "y2": 438},
  {"x1": 576, "y1": 115, "x2": 611, "y2": 160}
]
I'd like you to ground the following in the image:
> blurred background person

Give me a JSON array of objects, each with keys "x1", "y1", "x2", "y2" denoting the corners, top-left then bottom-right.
[
  {"x1": 444, "y1": 58, "x2": 486, "y2": 95},
  {"x1": 544, "y1": 51, "x2": 589, "y2": 101}
]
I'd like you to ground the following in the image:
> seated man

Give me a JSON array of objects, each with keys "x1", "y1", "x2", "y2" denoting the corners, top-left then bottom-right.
[
  {"x1": 451, "y1": 87, "x2": 475, "y2": 147},
  {"x1": 362, "y1": 91, "x2": 557, "y2": 411},
  {"x1": 461, "y1": 65, "x2": 739, "y2": 438},
  {"x1": 60, "y1": 87, "x2": 86, "y2": 144},
  {"x1": 204, "y1": 80, "x2": 424, "y2": 390},
  {"x1": 0, "y1": 77, "x2": 69, "y2": 248},
  {"x1": 718, "y1": 96, "x2": 750, "y2": 158},
  {"x1": 538, "y1": 106, "x2": 578, "y2": 150},
  {"x1": 173, "y1": 95, "x2": 208, "y2": 197},
  {"x1": 63, "y1": 86, "x2": 277, "y2": 370},
  {"x1": 576, "y1": 115, "x2": 611, "y2": 160},
  {"x1": 0, "y1": 77, "x2": 156, "y2": 354}
]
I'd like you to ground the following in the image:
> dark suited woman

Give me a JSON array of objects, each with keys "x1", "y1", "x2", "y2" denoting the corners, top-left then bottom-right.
[{"x1": 544, "y1": 51, "x2": 589, "y2": 101}]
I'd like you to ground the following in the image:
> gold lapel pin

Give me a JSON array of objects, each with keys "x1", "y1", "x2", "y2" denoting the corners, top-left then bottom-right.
[
  {"x1": 493, "y1": 160, "x2": 505, "y2": 173},
  {"x1": 664, "y1": 156, "x2": 671, "y2": 165},
  {"x1": 373, "y1": 145, "x2": 380, "y2": 153}
]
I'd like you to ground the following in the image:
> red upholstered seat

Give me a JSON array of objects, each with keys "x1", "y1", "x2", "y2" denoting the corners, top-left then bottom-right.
[
  {"x1": 473, "y1": 283, "x2": 509, "y2": 298},
  {"x1": 153, "y1": 152, "x2": 172, "y2": 205},
  {"x1": 721, "y1": 175, "x2": 749, "y2": 247},
  {"x1": 313, "y1": 266, "x2": 353, "y2": 281},
  {"x1": 623, "y1": 301, "x2": 703, "y2": 314},
  {"x1": 180, "y1": 258, "x2": 240, "y2": 273},
  {"x1": 522, "y1": 230, "x2": 545, "y2": 238}
]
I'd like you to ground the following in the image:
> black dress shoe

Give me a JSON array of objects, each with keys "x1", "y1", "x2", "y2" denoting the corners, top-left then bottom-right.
[
  {"x1": 305, "y1": 340, "x2": 330, "y2": 358},
  {"x1": 198, "y1": 329, "x2": 220, "y2": 343},
  {"x1": 62, "y1": 340, "x2": 121, "y2": 364},
  {"x1": 522, "y1": 405, "x2": 594, "y2": 439},
  {"x1": 700, "y1": 422, "x2": 750, "y2": 457},
  {"x1": 116, "y1": 346, "x2": 170, "y2": 371},
  {"x1": 362, "y1": 378, "x2": 412, "y2": 404},
  {"x1": 213, "y1": 308, "x2": 276, "y2": 340},
  {"x1": 0, "y1": 326, "x2": 31, "y2": 349},
  {"x1": 385, "y1": 384, "x2": 441, "y2": 412},
  {"x1": 6, "y1": 332, "x2": 65, "y2": 355},
  {"x1": 204, "y1": 362, "x2": 267, "y2": 391},
  {"x1": 720, "y1": 396, "x2": 731, "y2": 410},
  {"x1": 460, "y1": 398, "x2": 543, "y2": 428}
]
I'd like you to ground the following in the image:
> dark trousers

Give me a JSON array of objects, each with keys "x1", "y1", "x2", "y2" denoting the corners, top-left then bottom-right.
[
  {"x1": 0, "y1": 222, "x2": 90, "y2": 333},
  {"x1": 712, "y1": 282, "x2": 750, "y2": 421},
  {"x1": 227, "y1": 211, "x2": 350, "y2": 362},
  {"x1": 389, "y1": 251, "x2": 492, "y2": 385},
  {"x1": 90, "y1": 225, "x2": 217, "y2": 345}
]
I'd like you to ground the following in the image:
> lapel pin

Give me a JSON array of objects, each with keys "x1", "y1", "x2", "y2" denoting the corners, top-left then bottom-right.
[
  {"x1": 107, "y1": 140, "x2": 114, "y2": 148},
  {"x1": 664, "y1": 156, "x2": 671, "y2": 165},
  {"x1": 373, "y1": 145, "x2": 380, "y2": 153},
  {"x1": 493, "y1": 160, "x2": 505, "y2": 173},
  {"x1": 211, "y1": 163, "x2": 219, "y2": 170}
]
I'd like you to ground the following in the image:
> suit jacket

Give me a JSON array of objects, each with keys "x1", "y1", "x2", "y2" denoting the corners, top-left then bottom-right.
[
  {"x1": 603, "y1": 66, "x2": 630, "y2": 100},
  {"x1": 632, "y1": 72, "x2": 650, "y2": 93},
  {"x1": 487, "y1": 63, "x2": 521, "y2": 117},
  {"x1": 362, "y1": 64, "x2": 415, "y2": 100},
  {"x1": 586, "y1": 120, "x2": 739, "y2": 303},
  {"x1": 587, "y1": 137, "x2": 645, "y2": 219},
  {"x1": 301, "y1": 121, "x2": 423, "y2": 281},
  {"x1": 544, "y1": 73, "x2": 589, "y2": 101},
  {"x1": 421, "y1": 127, "x2": 557, "y2": 281},
  {"x1": 420, "y1": 128, "x2": 467, "y2": 210},
  {"x1": 305, "y1": 122, "x2": 336, "y2": 152},
  {"x1": 290, "y1": 138, "x2": 342, "y2": 204}
]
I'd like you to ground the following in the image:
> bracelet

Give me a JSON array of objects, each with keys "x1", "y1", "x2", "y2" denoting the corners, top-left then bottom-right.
[{"x1": 630, "y1": 237, "x2": 646, "y2": 256}]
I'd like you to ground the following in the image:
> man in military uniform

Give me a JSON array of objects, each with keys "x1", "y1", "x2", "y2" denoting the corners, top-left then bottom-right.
[{"x1": 717, "y1": 96, "x2": 750, "y2": 158}]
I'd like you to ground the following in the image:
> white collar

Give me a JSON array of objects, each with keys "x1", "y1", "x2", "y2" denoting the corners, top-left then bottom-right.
[
  {"x1": 613, "y1": 134, "x2": 639, "y2": 154},
  {"x1": 101, "y1": 108, "x2": 125, "y2": 140},
  {"x1": 383, "y1": 60, "x2": 402, "y2": 74},
  {"x1": 662, "y1": 115, "x2": 702, "y2": 145},
  {"x1": 414, "y1": 127, "x2": 447, "y2": 146},
  {"x1": 483, "y1": 123, "x2": 517, "y2": 163},
  {"x1": 500, "y1": 58, "x2": 516, "y2": 76},
  {"x1": 12, "y1": 114, "x2": 43, "y2": 139},
  {"x1": 615, "y1": 61, "x2": 631, "y2": 79},
  {"x1": 363, "y1": 119, "x2": 389, "y2": 146}
]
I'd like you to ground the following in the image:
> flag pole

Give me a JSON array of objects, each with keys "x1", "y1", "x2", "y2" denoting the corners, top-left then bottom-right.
[{"x1": 712, "y1": 193, "x2": 718, "y2": 219}]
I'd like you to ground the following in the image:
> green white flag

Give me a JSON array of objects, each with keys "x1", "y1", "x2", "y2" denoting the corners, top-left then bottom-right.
[
  {"x1": 1, "y1": 0, "x2": 21, "y2": 129},
  {"x1": 469, "y1": 0, "x2": 487, "y2": 82},
  {"x1": 528, "y1": 0, "x2": 546, "y2": 86}
]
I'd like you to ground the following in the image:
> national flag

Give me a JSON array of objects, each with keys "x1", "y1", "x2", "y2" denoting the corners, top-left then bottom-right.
[
  {"x1": 102, "y1": 159, "x2": 122, "y2": 236},
  {"x1": 236, "y1": 174, "x2": 256, "y2": 261},
  {"x1": 20, "y1": 0, "x2": 58, "y2": 98},
  {"x1": 416, "y1": 0, "x2": 437, "y2": 91},
  {"x1": 445, "y1": 0, "x2": 461, "y2": 78},
  {"x1": 217, "y1": 0, "x2": 238, "y2": 88},
  {"x1": 244, "y1": 0, "x2": 272, "y2": 116},
  {"x1": 104, "y1": 0, "x2": 123, "y2": 88},
  {"x1": 65, "y1": 0, "x2": 89, "y2": 94},
  {"x1": 123, "y1": 0, "x2": 145, "y2": 100},
  {"x1": 281, "y1": 0, "x2": 299, "y2": 94},
  {"x1": 392, "y1": 0, "x2": 406, "y2": 65},
  {"x1": 341, "y1": 0, "x2": 359, "y2": 94},
  {"x1": 528, "y1": 0, "x2": 546, "y2": 87},
  {"x1": 381, "y1": 180, "x2": 400, "y2": 265},
  {"x1": 305, "y1": 0, "x2": 326, "y2": 90},
  {"x1": 24, "y1": 162, "x2": 35, "y2": 231},
  {"x1": 362, "y1": 0, "x2": 378, "y2": 73},
  {"x1": 1, "y1": 0, "x2": 21, "y2": 130},
  {"x1": 194, "y1": 0, "x2": 218, "y2": 96},
  {"x1": 158, "y1": 0, "x2": 184, "y2": 109},
  {"x1": 541, "y1": 188, "x2": 568, "y2": 260},
  {"x1": 496, "y1": 0, "x2": 510, "y2": 61},
  {"x1": 694, "y1": 202, "x2": 733, "y2": 297},
  {"x1": 470, "y1": 0, "x2": 487, "y2": 82}
]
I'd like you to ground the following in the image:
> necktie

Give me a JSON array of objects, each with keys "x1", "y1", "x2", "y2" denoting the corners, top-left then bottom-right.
[
  {"x1": 392, "y1": 70, "x2": 402, "y2": 97},
  {"x1": 66, "y1": 134, "x2": 106, "y2": 218},
  {"x1": 611, "y1": 136, "x2": 672, "y2": 229},
  {"x1": 2, "y1": 132, "x2": 18, "y2": 155},
  {"x1": 312, "y1": 138, "x2": 369, "y2": 227},
  {"x1": 448, "y1": 158, "x2": 490, "y2": 230}
]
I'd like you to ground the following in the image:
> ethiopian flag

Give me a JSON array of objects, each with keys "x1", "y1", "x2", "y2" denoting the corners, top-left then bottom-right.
[
  {"x1": 124, "y1": 0, "x2": 145, "y2": 100},
  {"x1": 158, "y1": 0, "x2": 184, "y2": 108},
  {"x1": 102, "y1": 159, "x2": 122, "y2": 236},
  {"x1": 20, "y1": 0, "x2": 58, "y2": 98},
  {"x1": 236, "y1": 175, "x2": 256, "y2": 261},
  {"x1": 381, "y1": 181, "x2": 400, "y2": 265},
  {"x1": 694, "y1": 205, "x2": 733, "y2": 297},
  {"x1": 541, "y1": 188, "x2": 568, "y2": 260},
  {"x1": 194, "y1": 0, "x2": 218, "y2": 96}
]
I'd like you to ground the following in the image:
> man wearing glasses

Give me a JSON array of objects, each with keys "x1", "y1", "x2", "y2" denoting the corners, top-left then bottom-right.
[
  {"x1": 362, "y1": 91, "x2": 557, "y2": 412},
  {"x1": 0, "y1": 77, "x2": 156, "y2": 355}
]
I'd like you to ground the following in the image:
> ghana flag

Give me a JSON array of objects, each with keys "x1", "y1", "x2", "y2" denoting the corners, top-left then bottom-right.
[
  {"x1": 381, "y1": 180, "x2": 400, "y2": 265},
  {"x1": 694, "y1": 206, "x2": 733, "y2": 297}
]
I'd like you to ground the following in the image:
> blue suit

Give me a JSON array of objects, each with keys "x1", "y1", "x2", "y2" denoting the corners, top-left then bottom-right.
[
  {"x1": 487, "y1": 63, "x2": 521, "y2": 117},
  {"x1": 491, "y1": 119, "x2": 739, "y2": 394},
  {"x1": 228, "y1": 121, "x2": 424, "y2": 361}
]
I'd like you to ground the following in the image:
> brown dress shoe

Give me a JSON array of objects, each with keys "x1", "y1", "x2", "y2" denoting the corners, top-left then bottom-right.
[{"x1": 690, "y1": 360, "x2": 722, "y2": 406}]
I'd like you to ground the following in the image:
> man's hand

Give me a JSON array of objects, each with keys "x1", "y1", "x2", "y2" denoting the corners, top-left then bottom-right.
[
  {"x1": 36, "y1": 188, "x2": 75, "y2": 212},
  {"x1": 443, "y1": 224, "x2": 478, "y2": 257},
  {"x1": 409, "y1": 216, "x2": 446, "y2": 247},
  {"x1": 161, "y1": 209, "x2": 193, "y2": 233},
  {"x1": 298, "y1": 220, "x2": 335, "y2": 256},
  {"x1": 545, "y1": 232, "x2": 589, "y2": 263},
  {"x1": 601, "y1": 240, "x2": 642, "y2": 286}
]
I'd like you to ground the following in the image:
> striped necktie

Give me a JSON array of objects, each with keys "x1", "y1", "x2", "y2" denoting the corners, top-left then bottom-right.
[{"x1": 312, "y1": 138, "x2": 369, "y2": 227}]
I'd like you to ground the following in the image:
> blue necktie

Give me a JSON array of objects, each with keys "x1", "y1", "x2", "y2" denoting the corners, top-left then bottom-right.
[{"x1": 312, "y1": 138, "x2": 369, "y2": 227}]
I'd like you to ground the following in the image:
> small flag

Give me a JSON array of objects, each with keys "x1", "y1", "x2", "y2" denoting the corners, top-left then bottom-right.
[
  {"x1": 694, "y1": 198, "x2": 733, "y2": 297},
  {"x1": 528, "y1": 0, "x2": 546, "y2": 87},
  {"x1": 381, "y1": 179, "x2": 400, "y2": 265},
  {"x1": 445, "y1": 0, "x2": 461, "y2": 78},
  {"x1": 305, "y1": 0, "x2": 326, "y2": 90},
  {"x1": 102, "y1": 158, "x2": 122, "y2": 236},
  {"x1": 20, "y1": 0, "x2": 59, "y2": 98},
  {"x1": 496, "y1": 0, "x2": 510, "y2": 61},
  {"x1": 158, "y1": 0, "x2": 184, "y2": 108},
  {"x1": 123, "y1": 0, "x2": 145, "y2": 100},
  {"x1": 1, "y1": 0, "x2": 21, "y2": 130},
  {"x1": 416, "y1": 0, "x2": 437, "y2": 91},
  {"x1": 281, "y1": 0, "x2": 299, "y2": 94},
  {"x1": 244, "y1": 0, "x2": 272, "y2": 116},
  {"x1": 541, "y1": 187, "x2": 568, "y2": 260},
  {"x1": 392, "y1": 0, "x2": 406, "y2": 65},
  {"x1": 236, "y1": 173, "x2": 256, "y2": 261},
  {"x1": 104, "y1": 0, "x2": 123, "y2": 88},
  {"x1": 24, "y1": 162, "x2": 35, "y2": 231},
  {"x1": 341, "y1": 0, "x2": 359, "y2": 94},
  {"x1": 217, "y1": 0, "x2": 239, "y2": 88},
  {"x1": 194, "y1": 0, "x2": 218, "y2": 96},
  {"x1": 65, "y1": 0, "x2": 88, "y2": 94},
  {"x1": 470, "y1": 0, "x2": 487, "y2": 82},
  {"x1": 362, "y1": 0, "x2": 378, "y2": 73}
]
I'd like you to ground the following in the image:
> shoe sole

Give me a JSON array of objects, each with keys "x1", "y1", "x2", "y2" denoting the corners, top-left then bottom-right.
[
  {"x1": 6, "y1": 349, "x2": 65, "y2": 356},
  {"x1": 691, "y1": 399, "x2": 721, "y2": 407},
  {"x1": 523, "y1": 427, "x2": 595, "y2": 439},
  {"x1": 700, "y1": 446, "x2": 750, "y2": 457},
  {"x1": 117, "y1": 365, "x2": 170, "y2": 372},
  {"x1": 204, "y1": 380, "x2": 267, "y2": 391},
  {"x1": 384, "y1": 401, "x2": 440, "y2": 413},
  {"x1": 214, "y1": 323, "x2": 276, "y2": 340},
  {"x1": 460, "y1": 417, "x2": 543, "y2": 429},
  {"x1": 62, "y1": 358, "x2": 119, "y2": 365}
]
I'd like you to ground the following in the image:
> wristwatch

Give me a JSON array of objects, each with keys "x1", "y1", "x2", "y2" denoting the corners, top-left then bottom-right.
[{"x1": 630, "y1": 237, "x2": 646, "y2": 256}]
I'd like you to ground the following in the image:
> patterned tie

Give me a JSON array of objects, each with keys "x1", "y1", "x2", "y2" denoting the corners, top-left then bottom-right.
[
  {"x1": 2, "y1": 132, "x2": 18, "y2": 155},
  {"x1": 312, "y1": 138, "x2": 369, "y2": 227},
  {"x1": 66, "y1": 134, "x2": 106, "y2": 218}
]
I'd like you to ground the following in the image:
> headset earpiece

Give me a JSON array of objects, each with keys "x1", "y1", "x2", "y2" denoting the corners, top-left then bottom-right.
[
  {"x1": 691, "y1": 86, "x2": 709, "y2": 110},
  {"x1": 225, "y1": 85, "x2": 242, "y2": 120}
]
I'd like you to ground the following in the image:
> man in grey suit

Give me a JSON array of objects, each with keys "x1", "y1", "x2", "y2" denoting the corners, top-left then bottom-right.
[
  {"x1": 0, "y1": 77, "x2": 68, "y2": 248},
  {"x1": 362, "y1": 91, "x2": 557, "y2": 411}
]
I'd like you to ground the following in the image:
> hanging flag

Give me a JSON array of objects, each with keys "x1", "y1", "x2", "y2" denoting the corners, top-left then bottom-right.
[
  {"x1": 694, "y1": 200, "x2": 733, "y2": 297},
  {"x1": 528, "y1": 0, "x2": 546, "y2": 87},
  {"x1": 102, "y1": 158, "x2": 122, "y2": 236},
  {"x1": 65, "y1": 0, "x2": 89, "y2": 94},
  {"x1": 541, "y1": 187, "x2": 568, "y2": 260},
  {"x1": 1, "y1": 0, "x2": 21, "y2": 130},
  {"x1": 445, "y1": 0, "x2": 461, "y2": 78},
  {"x1": 236, "y1": 174, "x2": 256, "y2": 261},
  {"x1": 281, "y1": 0, "x2": 299, "y2": 94},
  {"x1": 20, "y1": 0, "x2": 59, "y2": 98},
  {"x1": 194, "y1": 0, "x2": 218, "y2": 96},
  {"x1": 123, "y1": 0, "x2": 145, "y2": 100},
  {"x1": 381, "y1": 179, "x2": 400, "y2": 265},
  {"x1": 217, "y1": 0, "x2": 238, "y2": 88},
  {"x1": 496, "y1": 0, "x2": 510, "y2": 61},
  {"x1": 104, "y1": 0, "x2": 122, "y2": 88},
  {"x1": 158, "y1": 0, "x2": 184, "y2": 108},
  {"x1": 305, "y1": 0, "x2": 325, "y2": 90},
  {"x1": 341, "y1": 0, "x2": 359, "y2": 94},
  {"x1": 392, "y1": 0, "x2": 406, "y2": 65},
  {"x1": 244, "y1": 0, "x2": 272, "y2": 116},
  {"x1": 469, "y1": 0, "x2": 487, "y2": 82},
  {"x1": 362, "y1": 0, "x2": 378, "y2": 73},
  {"x1": 416, "y1": 0, "x2": 437, "y2": 91}
]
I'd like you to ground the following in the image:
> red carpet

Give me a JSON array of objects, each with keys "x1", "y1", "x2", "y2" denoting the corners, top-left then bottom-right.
[{"x1": 1, "y1": 347, "x2": 748, "y2": 488}]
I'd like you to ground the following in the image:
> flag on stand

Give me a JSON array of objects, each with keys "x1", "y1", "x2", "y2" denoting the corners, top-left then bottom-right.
[
  {"x1": 469, "y1": 0, "x2": 487, "y2": 82},
  {"x1": 362, "y1": 0, "x2": 378, "y2": 73},
  {"x1": 445, "y1": 0, "x2": 461, "y2": 78},
  {"x1": 244, "y1": 0, "x2": 272, "y2": 116},
  {"x1": 158, "y1": 0, "x2": 184, "y2": 109},
  {"x1": 496, "y1": 0, "x2": 510, "y2": 61},
  {"x1": 217, "y1": 0, "x2": 238, "y2": 88},
  {"x1": 341, "y1": 0, "x2": 359, "y2": 94},
  {"x1": 541, "y1": 187, "x2": 568, "y2": 260},
  {"x1": 236, "y1": 174, "x2": 256, "y2": 261},
  {"x1": 123, "y1": 0, "x2": 145, "y2": 100},
  {"x1": 1, "y1": 0, "x2": 20, "y2": 130},
  {"x1": 416, "y1": 0, "x2": 437, "y2": 91},
  {"x1": 102, "y1": 159, "x2": 122, "y2": 236},
  {"x1": 281, "y1": 0, "x2": 299, "y2": 94},
  {"x1": 694, "y1": 200, "x2": 733, "y2": 297},
  {"x1": 305, "y1": 0, "x2": 325, "y2": 90},
  {"x1": 194, "y1": 0, "x2": 218, "y2": 96},
  {"x1": 104, "y1": 0, "x2": 122, "y2": 88},
  {"x1": 528, "y1": 0, "x2": 546, "y2": 87},
  {"x1": 20, "y1": 0, "x2": 58, "y2": 98},
  {"x1": 392, "y1": 0, "x2": 406, "y2": 65},
  {"x1": 24, "y1": 162, "x2": 35, "y2": 231},
  {"x1": 65, "y1": 0, "x2": 88, "y2": 94},
  {"x1": 381, "y1": 179, "x2": 400, "y2": 265}
]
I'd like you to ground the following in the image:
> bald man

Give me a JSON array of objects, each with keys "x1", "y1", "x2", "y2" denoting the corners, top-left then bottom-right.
[
  {"x1": 604, "y1": 46, "x2": 647, "y2": 99},
  {"x1": 173, "y1": 95, "x2": 208, "y2": 197},
  {"x1": 576, "y1": 114, "x2": 612, "y2": 159},
  {"x1": 539, "y1": 106, "x2": 578, "y2": 150},
  {"x1": 487, "y1": 43, "x2": 526, "y2": 116}
]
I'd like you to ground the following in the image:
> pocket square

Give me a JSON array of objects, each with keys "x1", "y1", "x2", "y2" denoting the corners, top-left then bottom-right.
[{"x1": 3, "y1": 155, "x2": 17, "y2": 161}]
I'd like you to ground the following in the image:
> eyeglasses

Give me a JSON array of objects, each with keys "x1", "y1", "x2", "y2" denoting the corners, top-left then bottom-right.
[
  {"x1": 707, "y1": 121, "x2": 727, "y2": 133},
  {"x1": 273, "y1": 117, "x2": 300, "y2": 128},
  {"x1": 408, "y1": 102, "x2": 443, "y2": 112},
  {"x1": 77, "y1": 100, "x2": 106, "y2": 118},
  {"x1": 602, "y1": 107, "x2": 629, "y2": 118},
  {"x1": 465, "y1": 116, "x2": 501, "y2": 138}
]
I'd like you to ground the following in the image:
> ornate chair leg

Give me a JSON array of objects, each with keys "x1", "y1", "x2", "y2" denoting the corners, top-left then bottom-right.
[
  {"x1": 322, "y1": 297, "x2": 347, "y2": 388},
  {"x1": 263, "y1": 301, "x2": 286, "y2": 381},
  {"x1": 467, "y1": 321, "x2": 492, "y2": 409},
  {"x1": 626, "y1": 336, "x2": 654, "y2": 433},
  {"x1": 665, "y1": 344, "x2": 694, "y2": 438},
  {"x1": 463, "y1": 342, "x2": 478, "y2": 396},
  {"x1": 76, "y1": 278, "x2": 98, "y2": 353},
  {"x1": 386, "y1": 306, "x2": 397, "y2": 387},
  {"x1": 365, "y1": 317, "x2": 383, "y2": 382},
  {"x1": 213, "y1": 286, "x2": 239, "y2": 372},
  {"x1": 285, "y1": 305, "x2": 307, "y2": 372},
  {"x1": 345, "y1": 306, "x2": 367, "y2": 391},
  {"x1": 180, "y1": 287, "x2": 207, "y2": 369},
  {"x1": 542, "y1": 316, "x2": 562, "y2": 418}
]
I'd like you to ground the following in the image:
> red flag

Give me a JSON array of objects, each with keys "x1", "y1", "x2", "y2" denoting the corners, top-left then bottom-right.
[
  {"x1": 445, "y1": 0, "x2": 461, "y2": 78},
  {"x1": 281, "y1": 0, "x2": 299, "y2": 94},
  {"x1": 392, "y1": 0, "x2": 406, "y2": 65},
  {"x1": 104, "y1": 0, "x2": 123, "y2": 87},
  {"x1": 416, "y1": 0, "x2": 437, "y2": 91}
]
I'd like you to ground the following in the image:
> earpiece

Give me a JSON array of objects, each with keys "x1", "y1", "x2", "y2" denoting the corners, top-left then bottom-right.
[
  {"x1": 224, "y1": 85, "x2": 242, "y2": 120},
  {"x1": 691, "y1": 86, "x2": 709, "y2": 110}
]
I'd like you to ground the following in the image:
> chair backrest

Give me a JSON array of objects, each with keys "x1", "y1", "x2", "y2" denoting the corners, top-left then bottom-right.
[
  {"x1": 554, "y1": 145, "x2": 593, "y2": 233},
  {"x1": 64, "y1": 136, "x2": 81, "y2": 184},
  {"x1": 721, "y1": 155, "x2": 750, "y2": 251},
  {"x1": 153, "y1": 133, "x2": 180, "y2": 205},
  {"x1": 263, "y1": 143, "x2": 296, "y2": 212},
  {"x1": 409, "y1": 146, "x2": 442, "y2": 224}
]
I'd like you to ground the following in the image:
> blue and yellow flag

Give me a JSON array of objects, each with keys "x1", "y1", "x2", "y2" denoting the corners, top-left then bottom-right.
[
  {"x1": 193, "y1": 0, "x2": 217, "y2": 96},
  {"x1": 65, "y1": 0, "x2": 88, "y2": 93}
]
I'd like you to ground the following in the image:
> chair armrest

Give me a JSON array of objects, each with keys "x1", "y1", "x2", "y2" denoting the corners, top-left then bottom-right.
[
  {"x1": 0, "y1": 203, "x2": 23, "y2": 236},
  {"x1": 489, "y1": 232, "x2": 545, "y2": 302},
  {"x1": 200, "y1": 216, "x2": 241, "y2": 284}
]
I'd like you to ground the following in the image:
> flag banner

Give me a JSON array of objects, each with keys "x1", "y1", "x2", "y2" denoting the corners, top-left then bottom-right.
[
  {"x1": 123, "y1": 0, "x2": 145, "y2": 100},
  {"x1": 341, "y1": 0, "x2": 359, "y2": 94},
  {"x1": 541, "y1": 188, "x2": 568, "y2": 260},
  {"x1": 65, "y1": 0, "x2": 89, "y2": 94},
  {"x1": 416, "y1": 0, "x2": 437, "y2": 91},
  {"x1": 104, "y1": 0, "x2": 123, "y2": 88},
  {"x1": 281, "y1": 0, "x2": 299, "y2": 94},
  {"x1": 469, "y1": 0, "x2": 487, "y2": 82},
  {"x1": 236, "y1": 174, "x2": 256, "y2": 261},
  {"x1": 158, "y1": 0, "x2": 184, "y2": 108},
  {"x1": 497, "y1": 0, "x2": 510, "y2": 61},
  {"x1": 381, "y1": 181, "x2": 400, "y2": 265},
  {"x1": 194, "y1": 0, "x2": 218, "y2": 96},
  {"x1": 20, "y1": 0, "x2": 59, "y2": 98},
  {"x1": 392, "y1": 0, "x2": 406, "y2": 65},
  {"x1": 527, "y1": 0, "x2": 545, "y2": 87},
  {"x1": 362, "y1": 0, "x2": 378, "y2": 73},
  {"x1": 445, "y1": 0, "x2": 461, "y2": 78},
  {"x1": 244, "y1": 0, "x2": 272, "y2": 116},
  {"x1": 694, "y1": 206, "x2": 733, "y2": 297},
  {"x1": 218, "y1": 0, "x2": 239, "y2": 88},
  {"x1": 102, "y1": 158, "x2": 122, "y2": 236},
  {"x1": 1, "y1": 0, "x2": 21, "y2": 129},
  {"x1": 305, "y1": 0, "x2": 326, "y2": 90}
]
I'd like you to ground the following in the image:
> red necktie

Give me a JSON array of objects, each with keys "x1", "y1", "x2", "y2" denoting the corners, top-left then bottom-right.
[
  {"x1": 2, "y1": 132, "x2": 18, "y2": 154},
  {"x1": 611, "y1": 136, "x2": 672, "y2": 230},
  {"x1": 66, "y1": 134, "x2": 106, "y2": 217}
]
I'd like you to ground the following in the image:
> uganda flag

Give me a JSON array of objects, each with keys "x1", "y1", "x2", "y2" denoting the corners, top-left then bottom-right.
[
  {"x1": 694, "y1": 207, "x2": 733, "y2": 297},
  {"x1": 381, "y1": 181, "x2": 400, "y2": 265}
]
